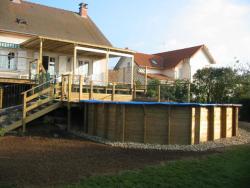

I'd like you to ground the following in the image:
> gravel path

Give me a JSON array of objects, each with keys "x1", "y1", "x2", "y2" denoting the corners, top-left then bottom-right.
[{"x1": 71, "y1": 123, "x2": 250, "y2": 152}]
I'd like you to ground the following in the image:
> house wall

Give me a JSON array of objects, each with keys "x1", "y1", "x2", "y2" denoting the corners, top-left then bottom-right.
[
  {"x1": 189, "y1": 49, "x2": 212, "y2": 80},
  {"x1": 0, "y1": 32, "x2": 108, "y2": 81}
]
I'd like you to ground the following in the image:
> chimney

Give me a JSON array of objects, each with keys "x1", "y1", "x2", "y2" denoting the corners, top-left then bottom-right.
[
  {"x1": 79, "y1": 3, "x2": 88, "y2": 18},
  {"x1": 10, "y1": 0, "x2": 21, "y2": 3}
]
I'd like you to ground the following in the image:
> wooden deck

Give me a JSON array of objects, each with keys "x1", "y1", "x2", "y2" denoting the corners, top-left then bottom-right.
[{"x1": 0, "y1": 77, "x2": 35, "y2": 85}]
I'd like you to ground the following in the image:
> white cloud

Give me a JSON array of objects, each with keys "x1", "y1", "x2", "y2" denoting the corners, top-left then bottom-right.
[{"x1": 158, "y1": 0, "x2": 250, "y2": 67}]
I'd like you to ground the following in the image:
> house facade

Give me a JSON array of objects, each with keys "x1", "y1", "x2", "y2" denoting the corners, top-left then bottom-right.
[
  {"x1": 116, "y1": 45, "x2": 216, "y2": 84},
  {"x1": 0, "y1": 0, "x2": 134, "y2": 84}
]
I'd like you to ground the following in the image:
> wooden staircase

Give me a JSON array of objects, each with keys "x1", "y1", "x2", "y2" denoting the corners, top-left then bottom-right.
[{"x1": 0, "y1": 77, "x2": 63, "y2": 135}]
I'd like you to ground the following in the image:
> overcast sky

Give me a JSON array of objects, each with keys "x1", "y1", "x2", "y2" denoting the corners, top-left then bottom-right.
[{"x1": 29, "y1": 0, "x2": 250, "y2": 67}]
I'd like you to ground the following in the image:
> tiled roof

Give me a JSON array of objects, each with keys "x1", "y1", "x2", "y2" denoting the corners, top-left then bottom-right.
[
  {"x1": 0, "y1": 0, "x2": 112, "y2": 46},
  {"x1": 134, "y1": 45, "x2": 215, "y2": 69}
]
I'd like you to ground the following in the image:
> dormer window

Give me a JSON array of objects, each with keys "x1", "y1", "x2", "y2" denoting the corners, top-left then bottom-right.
[{"x1": 151, "y1": 59, "x2": 158, "y2": 65}]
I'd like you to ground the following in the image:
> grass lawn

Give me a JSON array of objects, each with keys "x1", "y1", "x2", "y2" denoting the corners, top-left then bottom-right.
[{"x1": 65, "y1": 145, "x2": 250, "y2": 188}]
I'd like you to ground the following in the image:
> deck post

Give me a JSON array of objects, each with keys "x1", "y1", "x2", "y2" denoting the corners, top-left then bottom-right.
[
  {"x1": 112, "y1": 83, "x2": 116, "y2": 101},
  {"x1": 106, "y1": 50, "x2": 109, "y2": 85},
  {"x1": 187, "y1": 82, "x2": 191, "y2": 102},
  {"x1": 38, "y1": 38, "x2": 43, "y2": 75},
  {"x1": 68, "y1": 74, "x2": 72, "y2": 102},
  {"x1": 89, "y1": 80, "x2": 93, "y2": 100},
  {"x1": 79, "y1": 75, "x2": 83, "y2": 101},
  {"x1": 22, "y1": 92, "x2": 27, "y2": 133},
  {"x1": 157, "y1": 84, "x2": 161, "y2": 102},
  {"x1": 0, "y1": 87, "x2": 3, "y2": 109},
  {"x1": 61, "y1": 75, "x2": 65, "y2": 101},
  {"x1": 144, "y1": 66, "x2": 148, "y2": 94},
  {"x1": 131, "y1": 56, "x2": 134, "y2": 89},
  {"x1": 73, "y1": 44, "x2": 77, "y2": 75},
  {"x1": 133, "y1": 82, "x2": 136, "y2": 100}
]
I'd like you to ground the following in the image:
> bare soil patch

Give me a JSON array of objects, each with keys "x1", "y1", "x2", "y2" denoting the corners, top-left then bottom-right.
[{"x1": 0, "y1": 124, "x2": 217, "y2": 188}]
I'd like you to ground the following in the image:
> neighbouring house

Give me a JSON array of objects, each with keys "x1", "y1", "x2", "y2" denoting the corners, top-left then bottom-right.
[
  {"x1": 115, "y1": 45, "x2": 216, "y2": 84},
  {"x1": 0, "y1": 0, "x2": 134, "y2": 84}
]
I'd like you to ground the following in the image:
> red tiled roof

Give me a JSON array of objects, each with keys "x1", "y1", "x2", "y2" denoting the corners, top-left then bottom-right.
[
  {"x1": 134, "y1": 53, "x2": 164, "y2": 69},
  {"x1": 134, "y1": 45, "x2": 214, "y2": 69},
  {"x1": 155, "y1": 45, "x2": 204, "y2": 69}
]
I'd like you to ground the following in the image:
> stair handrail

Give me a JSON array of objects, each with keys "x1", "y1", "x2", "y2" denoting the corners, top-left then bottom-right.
[{"x1": 21, "y1": 76, "x2": 61, "y2": 97}]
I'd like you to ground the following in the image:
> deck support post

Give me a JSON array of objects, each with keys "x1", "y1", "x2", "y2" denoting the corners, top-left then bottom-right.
[
  {"x1": 106, "y1": 51, "x2": 109, "y2": 85},
  {"x1": 157, "y1": 84, "x2": 161, "y2": 102},
  {"x1": 79, "y1": 75, "x2": 83, "y2": 101},
  {"x1": 133, "y1": 82, "x2": 136, "y2": 100},
  {"x1": 38, "y1": 38, "x2": 43, "y2": 76},
  {"x1": 131, "y1": 56, "x2": 134, "y2": 89},
  {"x1": 22, "y1": 92, "x2": 27, "y2": 133},
  {"x1": 89, "y1": 81, "x2": 93, "y2": 100},
  {"x1": 144, "y1": 66, "x2": 148, "y2": 94},
  {"x1": 112, "y1": 83, "x2": 116, "y2": 101},
  {"x1": 73, "y1": 44, "x2": 77, "y2": 75},
  {"x1": 0, "y1": 87, "x2": 3, "y2": 109},
  {"x1": 68, "y1": 74, "x2": 72, "y2": 102}
]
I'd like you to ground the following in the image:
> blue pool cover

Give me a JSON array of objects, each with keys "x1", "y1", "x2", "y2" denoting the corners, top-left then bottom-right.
[{"x1": 80, "y1": 100, "x2": 241, "y2": 107}]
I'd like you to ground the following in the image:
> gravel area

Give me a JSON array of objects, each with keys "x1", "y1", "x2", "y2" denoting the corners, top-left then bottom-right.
[{"x1": 70, "y1": 124, "x2": 250, "y2": 152}]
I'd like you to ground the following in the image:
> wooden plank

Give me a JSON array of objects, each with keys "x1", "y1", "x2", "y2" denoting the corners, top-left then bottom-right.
[
  {"x1": 221, "y1": 107, "x2": 227, "y2": 138},
  {"x1": 190, "y1": 107, "x2": 196, "y2": 145},
  {"x1": 208, "y1": 107, "x2": 215, "y2": 141},
  {"x1": 38, "y1": 38, "x2": 43, "y2": 74},
  {"x1": 89, "y1": 81, "x2": 93, "y2": 100},
  {"x1": 25, "y1": 102, "x2": 62, "y2": 123},
  {"x1": 167, "y1": 106, "x2": 171, "y2": 145},
  {"x1": 194, "y1": 107, "x2": 201, "y2": 144},
  {"x1": 112, "y1": 83, "x2": 116, "y2": 101},
  {"x1": 0, "y1": 78, "x2": 35, "y2": 85},
  {"x1": 157, "y1": 85, "x2": 161, "y2": 102},
  {"x1": 213, "y1": 107, "x2": 221, "y2": 140},
  {"x1": 232, "y1": 107, "x2": 239, "y2": 136},
  {"x1": 26, "y1": 97, "x2": 53, "y2": 112},
  {"x1": 61, "y1": 75, "x2": 65, "y2": 101},
  {"x1": 143, "y1": 105, "x2": 147, "y2": 143},
  {"x1": 79, "y1": 75, "x2": 83, "y2": 100},
  {"x1": 26, "y1": 87, "x2": 51, "y2": 102},
  {"x1": 104, "y1": 104, "x2": 109, "y2": 138},
  {"x1": 22, "y1": 92, "x2": 27, "y2": 133},
  {"x1": 68, "y1": 74, "x2": 72, "y2": 102},
  {"x1": 121, "y1": 105, "x2": 126, "y2": 142}
]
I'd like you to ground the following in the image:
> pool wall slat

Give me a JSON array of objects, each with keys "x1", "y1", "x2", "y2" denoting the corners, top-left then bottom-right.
[{"x1": 84, "y1": 103, "x2": 239, "y2": 145}]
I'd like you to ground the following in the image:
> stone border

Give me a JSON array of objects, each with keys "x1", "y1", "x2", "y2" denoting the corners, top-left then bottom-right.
[{"x1": 70, "y1": 128, "x2": 250, "y2": 152}]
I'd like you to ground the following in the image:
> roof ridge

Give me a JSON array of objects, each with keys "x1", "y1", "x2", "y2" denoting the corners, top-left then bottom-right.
[{"x1": 154, "y1": 45, "x2": 204, "y2": 55}]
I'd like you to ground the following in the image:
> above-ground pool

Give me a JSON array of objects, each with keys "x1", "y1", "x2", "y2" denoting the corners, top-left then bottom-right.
[{"x1": 80, "y1": 100, "x2": 241, "y2": 145}]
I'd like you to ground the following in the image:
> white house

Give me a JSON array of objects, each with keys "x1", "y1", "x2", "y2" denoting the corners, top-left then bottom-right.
[
  {"x1": 0, "y1": 0, "x2": 134, "y2": 84},
  {"x1": 115, "y1": 45, "x2": 216, "y2": 84}
]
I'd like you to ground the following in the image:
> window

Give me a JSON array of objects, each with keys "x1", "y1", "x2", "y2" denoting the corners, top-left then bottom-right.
[
  {"x1": 0, "y1": 51, "x2": 17, "y2": 70},
  {"x1": 50, "y1": 57, "x2": 56, "y2": 62}
]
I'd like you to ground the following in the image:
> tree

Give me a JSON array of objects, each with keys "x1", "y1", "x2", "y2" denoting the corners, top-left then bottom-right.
[{"x1": 192, "y1": 67, "x2": 240, "y2": 103}]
